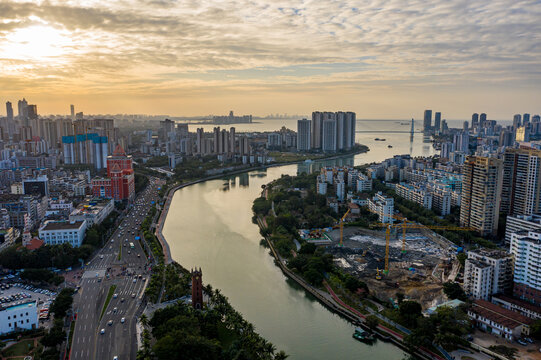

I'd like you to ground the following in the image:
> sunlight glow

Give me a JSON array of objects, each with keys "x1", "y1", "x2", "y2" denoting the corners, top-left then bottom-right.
[{"x1": 4, "y1": 25, "x2": 73, "y2": 61}]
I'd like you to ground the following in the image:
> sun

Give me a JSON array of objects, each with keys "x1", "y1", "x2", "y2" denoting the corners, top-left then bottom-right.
[{"x1": 3, "y1": 25, "x2": 73, "y2": 61}]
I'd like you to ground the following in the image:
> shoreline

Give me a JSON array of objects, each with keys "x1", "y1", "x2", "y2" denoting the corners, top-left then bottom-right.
[{"x1": 155, "y1": 146, "x2": 369, "y2": 264}]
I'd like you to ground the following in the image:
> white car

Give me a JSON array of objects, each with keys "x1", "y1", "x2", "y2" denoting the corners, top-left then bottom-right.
[
  {"x1": 121, "y1": 317, "x2": 125, "y2": 323},
  {"x1": 100, "y1": 328, "x2": 105, "y2": 334}
]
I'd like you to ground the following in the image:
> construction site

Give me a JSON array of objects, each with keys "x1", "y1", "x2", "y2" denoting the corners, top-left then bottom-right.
[{"x1": 322, "y1": 223, "x2": 462, "y2": 309}]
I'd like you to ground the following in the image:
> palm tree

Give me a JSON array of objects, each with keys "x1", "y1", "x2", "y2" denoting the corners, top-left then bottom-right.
[
  {"x1": 140, "y1": 314, "x2": 149, "y2": 327},
  {"x1": 274, "y1": 350, "x2": 289, "y2": 360}
]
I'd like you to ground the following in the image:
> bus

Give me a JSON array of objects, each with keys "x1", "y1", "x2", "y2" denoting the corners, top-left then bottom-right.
[{"x1": 129, "y1": 242, "x2": 135, "y2": 249}]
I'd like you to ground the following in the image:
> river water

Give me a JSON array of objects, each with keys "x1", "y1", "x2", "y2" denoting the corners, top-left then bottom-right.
[{"x1": 162, "y1": 120, "x2": 436, "y2": 359}]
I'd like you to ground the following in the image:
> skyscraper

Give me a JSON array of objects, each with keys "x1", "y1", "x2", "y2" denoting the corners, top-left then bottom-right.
[
  {"x1": 423, "y1": 110, "x2": 432, "y2": 131},
  {"x1": 5, "y1": 102, "x2": 13, "y2": 122},
  {"x1": 460, "y1": 156, "x2": 503, "y2": 236},
  {"x1": 434, "y1": 112, "x2": 441, "y2": 132},
  {"x1": 17, "y1": 98, "x2": 28, "y2": 125},
  {"x1": 322, "y1": 118, "x2": 337, "y2": 152},
  {"x1": 479, "y1": 113, "x2": 487, "y2": 128},
  {"x1": 500, "y1": 147, "x2": 541, "y2": 216},
  {"x1": 523, "y1": 113, "x2": 530, "y2": 126},
  {"x1": 297, "y1": 119, "x2": 311, "y2": 151},
  {"x1": 471, "y1": 113, "x2": 479, "y2": 129},
  {"x1": 27, "y1": 104, "x2": 37, "y2": 120},
  {"x1": 513, "y1": 114, "x2": 521, "y2": 129},
  {"x1": 70, "y1": 104, "x2": 75, "y2": 120},
  {"x1": 311, "y1": 111, "x2": 323, "y2": 149}
]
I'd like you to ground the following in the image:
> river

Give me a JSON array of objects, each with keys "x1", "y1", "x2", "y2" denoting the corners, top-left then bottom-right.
[{"x1": 162, "y1": 120, "x2": 436, "y2": 359}]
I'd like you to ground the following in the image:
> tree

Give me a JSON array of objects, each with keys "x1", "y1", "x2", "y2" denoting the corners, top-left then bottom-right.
[
  {"x1": 442, "y1": 282, "x2": 467, "y2": 301},
  {"x1": 365, "y1": 315, "x2": 379, "y2": 331},
  {"x1": 456, "y1": 252, "x2": 467, "y2": 267},
  {"x1": 399, "y1": 301, "x2": 422, "y2": 328},
  {"x1": 50, "y1": 288, "x2": 75, "y2": 318},
  {"x1": 530, "y1": 319, "x2": 541, "y2": 340}
]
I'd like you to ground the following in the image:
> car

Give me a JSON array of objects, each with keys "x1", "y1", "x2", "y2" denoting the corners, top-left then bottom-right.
[
  {"x1": 97, "y1": 278, "x2": 102, "y2": 282},
  {"x1": 518, "y1": 338, "x2": 528, "y2": 346},
  {"x1": 111, "y1": 239, "x2": 114, "y2": 243},
  {"x1": 100, "y1": 328, "x2": 105, "y2": 334},
  {"x1": 113, "y1": 307, "x2": 118, "y2": 313},
  {"x1": 100, "y1": 255, "x2": 104, "y2": 259},
  {"x1": 121, "y1": 317, "x2": 125, "y2": 323},
  {"x1": 137, "y1": 254, "x2": 140, "y2": 258},
  {"x1": 113, "y1": 357, "x2": 118, "y2": 360},
  {"x1": 113, "y1": 293, "x2": 118, "y2": 299},
  {"x1": 133, "y1": 278, "x2": 137, "y2": 283},
  {"x1": 120, "y1": 298, "x2": 125, "y2": 303},
  {"x1": 131, "y1": 293, "x2": 136, "y2": 298},
  {"x1": 108, "y1": 320, "x2": 113, "y2": 326}
]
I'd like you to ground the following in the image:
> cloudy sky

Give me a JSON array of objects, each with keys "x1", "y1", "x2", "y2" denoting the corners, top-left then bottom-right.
[{"x1": 0, "y1": 0, "x2": 540, "y2": 119}]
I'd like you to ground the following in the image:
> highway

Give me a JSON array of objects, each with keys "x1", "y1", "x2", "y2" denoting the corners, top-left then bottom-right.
[{"x1": 70, "y1": 177, "x2": 165, "y2": 360}]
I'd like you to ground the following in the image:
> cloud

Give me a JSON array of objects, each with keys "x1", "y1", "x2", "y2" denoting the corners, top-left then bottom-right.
[{"x1": 0, "y1": 0, "x2": 540, "y2": 115}]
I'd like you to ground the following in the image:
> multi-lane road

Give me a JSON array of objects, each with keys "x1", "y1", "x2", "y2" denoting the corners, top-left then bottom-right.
[{"x1": 71, "y1": 177, "x2": 165, "y2": 360}]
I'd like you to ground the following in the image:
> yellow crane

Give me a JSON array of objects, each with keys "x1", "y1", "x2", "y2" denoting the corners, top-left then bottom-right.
[
  {"x1": 371, "y1": 222, "x2": 475, "y2": 274},
  {"x1": 339, "y1": 209, "x2": 351, "y2": 246}
]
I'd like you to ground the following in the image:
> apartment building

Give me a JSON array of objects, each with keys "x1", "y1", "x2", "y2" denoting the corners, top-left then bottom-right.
[
  {"x1": 463, "y1": 249, "x2": 513, "y2": 300},
  {"x1": 459, "y1": 156, "x2": 503, "y2": 236}
]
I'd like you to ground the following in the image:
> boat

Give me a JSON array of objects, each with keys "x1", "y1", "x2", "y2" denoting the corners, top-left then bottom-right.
[
  {"x1": 352, "y1": 327, "x2": 375, "y2": 343},
  {"x1": 387, "y1": 145, "x2": 393, "y2": 148},
  {"x1": 374, "y1": 138, "x2": 387, "y2": 141}
]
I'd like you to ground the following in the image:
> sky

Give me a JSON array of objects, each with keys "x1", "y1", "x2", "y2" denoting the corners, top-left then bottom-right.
[{"x1": 0, "y1": 0, "x2": 540, "y2": 119}]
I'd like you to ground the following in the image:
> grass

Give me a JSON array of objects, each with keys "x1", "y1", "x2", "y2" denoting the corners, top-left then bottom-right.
[
  {"x1": 68, "y1": 320, "x2": 76, "y2": 350},
  {"x1": 99, "y1": 285, "x2": 117, "y2": 321},
  {"x1": 2, "y1": 339, "x2": 34, "y2": 357},
  {"x1": 118, "y1": 243, "x2": 122, "y2": 260}
]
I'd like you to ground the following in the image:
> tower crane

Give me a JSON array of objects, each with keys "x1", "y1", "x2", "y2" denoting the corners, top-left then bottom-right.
[
  {"x1": 371, "y1": 222, "x2": 475, "y2": 275},
  {"x1": 339, "y1": 209, "x2": 351, "y2": 246}
]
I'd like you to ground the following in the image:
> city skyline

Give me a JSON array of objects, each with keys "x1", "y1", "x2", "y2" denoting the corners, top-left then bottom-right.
[{"x1": 1, "y1": 1, "x2": 540, "y2": 117}]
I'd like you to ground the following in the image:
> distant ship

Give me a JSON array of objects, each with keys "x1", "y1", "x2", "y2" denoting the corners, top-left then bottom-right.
[
  {"x1": 388, "y1": 145, "x2": 393, "y2": 148},
  {"x1": 374, "y1": 138, "x2": 386, "y2": 141}
]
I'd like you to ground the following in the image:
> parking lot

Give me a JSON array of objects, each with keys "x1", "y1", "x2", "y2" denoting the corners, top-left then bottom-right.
[{"x1": 1, "y1": 281, "x2": 57, "y2": 323}]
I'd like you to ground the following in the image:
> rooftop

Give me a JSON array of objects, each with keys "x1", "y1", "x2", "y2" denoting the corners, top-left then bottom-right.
[
  {"x1": 493, "y1": 295, "x2": 541, "y2": 315},
  {"x1": 41, "y1": 220, "x2": 85, "y2": 231},
  {"x1": 471, "y1": 300, "x2": 533, "y2": 328}
]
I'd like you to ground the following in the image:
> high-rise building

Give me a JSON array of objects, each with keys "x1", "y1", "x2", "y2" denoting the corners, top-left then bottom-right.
[
  {"x1": 311, "y1": 111, "x2": 324, "y2": 149},
  {"x1": 311, "y1": 111, "x2": 355, "y2": 152},
  {"x1": 463, "y1": 121, "x2": 469, "y2": 131},
  {"x1": 499, "y1": 130, "x2": 514, "y2": 147},
  {"x1": 229, "y1": 127, "x2": 236, "y2": 154},
  {"x1": 471, "y1": 113, "x2": 479, "y2": 129},
  {"x1": 460, "y1": 156, "x2": 503, "y2": 236},
  {"x1": 434, "y1": 112, "x2": 441, "y2": 132},
  {"x1": 463, "y1": 249, "x2": 513, "y2": 300},
  {"x1": 523, "y1": 113, "x2": 530, "y2": 126},
  {"x1": 196, "y1": 128, "x2": 204, "y2": 154},
  {"x1": 510, "y1": 229, "x2": 541, "y2": 305},
  {"x1": 297, "y1": 119, "x2": 311, "y2": 151},
  {"x1": 70, "y1": 104, "x2": 75, "y2": 120},
  {"x1": 479, "y1": 113, "x2": 487, "y2": 128},
  {"x1": 453, "y1": 131, "x2": 469, "y2": 152},
  {"x1": 17, "y1": 98, "x2": 28, "y2": 126},
  {"x1": 27, "y1": 105, "x2": 37, "y2": 120},
  {"x1": 5, "y1": 102, "x2": 13, "y2": 122},
  {"x1": 322, "y1": 118, "x2": 337, "y2": 152},
  {"x1": 423, "y1": 110, "x2": 432, "y2": 131},
  {"x1": 513, "y1": 114, "x2": 522, "y2": 129},
  {"x1": 344, "y1": 111, "x2": 356, "y2": 149},
  {"x1": 515, "y1": 126, "x2": 530, "y2": 142},
  {"x1": 500, "y1": 147, "x2": 541, "y2": 216},
  {"x1": 213, "y1": 127, "x2": 220, "y2": 154}
]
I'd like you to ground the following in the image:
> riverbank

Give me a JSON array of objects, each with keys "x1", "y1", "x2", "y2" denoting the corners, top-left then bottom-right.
[
  {"x1": 155, "y1": 145, "x2": 369, "y2": 264},
  {"x1": 255, "y1": 215, "x2": 445, "y2": 360}
]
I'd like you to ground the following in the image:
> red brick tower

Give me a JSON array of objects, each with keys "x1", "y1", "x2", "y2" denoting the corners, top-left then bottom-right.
[{"x1": 191, "y1": 268, "x2": 203, "y2": 310}]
